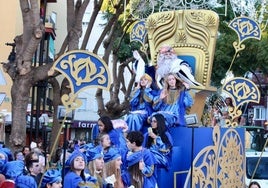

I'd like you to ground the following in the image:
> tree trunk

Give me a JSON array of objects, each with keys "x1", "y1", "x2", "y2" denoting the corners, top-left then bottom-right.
[{"x1": 10, "y1": 74, "x2": 32, "y2": 150}]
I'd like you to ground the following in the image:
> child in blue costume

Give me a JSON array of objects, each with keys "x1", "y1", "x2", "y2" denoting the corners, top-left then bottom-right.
[
  {"x1": 152, "y1": 73, "x2": 193, "y2": 127},
  {"x1": 64, "y1": 150, "x2": 98, "y2": 188},
  {"x1": 104, "y1": 147, "x2": 129, "y2": 188},
  {"x1": 97, "y1": 116, "x2": 128, "y2": 170},
  {"x1": 143, "y1": 114, "x2": 173, "y2": 170},
  {"x1": 97, "y1": 116, "x2": 127, "y2": 150},
  {"x1": 126, "y1": 131, "x2": 157, "y2": 188},
  {"x1": 41, "y1": 168, "x2": 62, "y2": 188},
  {"x1": 125, "y1": 73, "x2": 156, "y2": 132},
  {"x1": 85, "y1": 145, "x2": 106, "y2": 188}
]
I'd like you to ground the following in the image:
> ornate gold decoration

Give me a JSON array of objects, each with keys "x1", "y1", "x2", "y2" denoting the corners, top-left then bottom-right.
[
  {"x1": 146, "y1": 10, "x2": 219, "y2": 89},
  {"x1": 184, "y1": 126, "x2": 245, "y2": 187},
  {"x1": 175, "y1": 31, "x2": 187, "y2": 43},
  {"x1": 146, "y1": 9, "x2": 219, "y2": 122},
  {"x1": 130, "y1": 21, "x2": 148, "y2": 45},
  {"x1": 222, "y1": 77, "x2": 260, "y2": 127},
  {"x1": 51, "y1": 50, "x2": 112, "y2": 113},
  {"x1": 227, "y1": 16, "x2": 261, "y2": 72},
  {"x1": 60, "y1": 55, "x2": 106, "y2": 87}
]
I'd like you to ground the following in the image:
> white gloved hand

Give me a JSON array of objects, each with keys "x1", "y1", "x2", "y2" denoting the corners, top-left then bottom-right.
[{"x1": 133, "y1": 50, "x2": 141, "y2": 60}]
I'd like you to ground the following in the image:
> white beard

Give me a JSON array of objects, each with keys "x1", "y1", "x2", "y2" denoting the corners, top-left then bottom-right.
[{"x1": 156, "y1": 54, "x2": 177, "y2": 78}]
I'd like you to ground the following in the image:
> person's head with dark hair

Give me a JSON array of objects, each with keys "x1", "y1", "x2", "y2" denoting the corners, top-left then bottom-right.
[
  {"x1": 98, "y1": 116, "x2": 114, "y2": 133},
  {"x1": 249, "y1": 181, "x2": 261, "y2": 188},
  {"x1": 146, "y1": 114, "x2": 172, "y2": 149},
  {"x1": 24, "y1": 151, "x2": 43, "y2": 186},
  {"x1": 14, "y1": 150, "x2": 24, "y2": 161},
  {"x1": 126, "y1": 131, "x2": 144, "y2": 147},
  {"x1": 64, "y1": 150, "x2": 87, "y2": 183},
  {"x1": 225, "y1": 97, "x2": 234, "y2": 107},
  {"x1": 22, "y1": 146, "x2": 31, "y2": 157},
  {"x1": 151, "y1": 114, "x2": 167, "y2": 134}
]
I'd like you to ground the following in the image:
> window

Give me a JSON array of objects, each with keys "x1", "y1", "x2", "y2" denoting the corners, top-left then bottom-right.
[
  {"x1": 246, "y1": 157, "x2": 268, "y2": 179},
  {"x1": 0, "y1": 70, "x2": 6, "y2": 85},
  {"x1": 77, "y1": 98, "x2": 87, "y2": 111},
  {"x1": 253, "y1": 106, "x2": 266, "y2": 120},
  {"x1": 0, "y1": 93, "x2": 6, "y2": 105}
]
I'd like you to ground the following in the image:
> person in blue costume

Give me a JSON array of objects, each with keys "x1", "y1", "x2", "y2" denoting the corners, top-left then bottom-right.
[
  {"x1": 3, "y1": 160, "x2": 25, "y2": 180},
  {"x1": 41, "y1": 168, "x2": 62, "y2": 188},
  {"x1": 85, "y1": 145, "x2": 106, "y2": 188},
  {"x1": 97, "y1": 116, "x2": 128, "y2": 169},
  {"x1": 98, "y1": 116, "x2": 127, "y2": 149},
  {"x1": 0, "y1": 149, "x2": 8, "y2": 174},
  {"x1": 126, "y1": 131, "x2": 157, "y2": 188},
  {"x1": 125, "y1": 73, "x2": 156, "y2": 132},
  {"x1": 152, "y1": 73, "x2": 193, "y2": 127},
  {"x1": 97, "y1": 133, "x2": 112, "y2": 154},
  {"x1": 104, "y1": 147, "x2": 127, "y2": 188},
  {"x1": 64, "y1": 150, "x2": 98, "y2": 188},
  {"x1": 143, "y1": 114, "x2": 173, "y2": 170},
  {"x1": 15, "y1": 174, "x2": 37, "y2": 188}
]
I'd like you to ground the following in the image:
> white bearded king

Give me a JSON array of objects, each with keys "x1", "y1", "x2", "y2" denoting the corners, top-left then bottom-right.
[{"x1": 156, "y1": 45, "x2": 202, "y2": 88}]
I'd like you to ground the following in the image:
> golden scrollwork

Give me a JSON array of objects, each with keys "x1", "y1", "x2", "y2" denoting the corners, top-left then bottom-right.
[
  {"x1": 222, "y1": 77, "x2": 260, "y2": 127},
  {"x1": 61, "y1": 93, "x2": 82, "y2": 114},
  {"x1": 51, "y1": 50, "x2": 111, "y2": 113},
  {"x1": 132, "y1": 24, "x2": 146, "y2": 41},
  {"x1": 146, "y1": 10, "x2": 219, "y2": 88},
  {"x1": 60, "y1": 55, "x2": 106, "y2": 86},
  {"x1": 229, "y1": 17, "x2": 261, "y2": 41},
  {"x1": 184, "y1": 126, "x2": 245, "y2": 187}
]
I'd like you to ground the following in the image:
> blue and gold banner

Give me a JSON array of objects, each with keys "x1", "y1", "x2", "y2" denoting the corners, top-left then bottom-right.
[
  {"x1": 130, "y1": 21, "x2": 147, "y2": 45},
  {"x1": 229, "y1": 17, "x2": 261, "y2": 43},
  {"x1": 51, "y1": 50, "x2": 111, "y2": 112}
]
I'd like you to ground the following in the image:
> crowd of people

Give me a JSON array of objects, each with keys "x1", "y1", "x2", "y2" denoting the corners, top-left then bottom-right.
[
  {"x1": 0, "y1": 45, "x2": 196, "y2": 188},
  {"x1": 0, "y1": 45, "x2": 243, "y2": 188},
  {"x1": 0, "y1": 143, "x2": 62, "y2": 188}
]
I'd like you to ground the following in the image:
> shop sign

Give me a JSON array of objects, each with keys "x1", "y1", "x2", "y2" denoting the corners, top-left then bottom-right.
[{"x1": 72, "y1": 121, "x2": 97, "y2": 128}]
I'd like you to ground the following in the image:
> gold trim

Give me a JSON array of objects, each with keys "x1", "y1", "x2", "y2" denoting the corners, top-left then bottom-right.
[{"x1": 183, "y1": 126, "x2": 245, "y2": 187}]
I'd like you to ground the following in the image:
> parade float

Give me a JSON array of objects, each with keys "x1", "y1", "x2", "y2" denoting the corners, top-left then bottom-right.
[{"x1": 47, "y1": 1, "x2": 267, "y2": 187}]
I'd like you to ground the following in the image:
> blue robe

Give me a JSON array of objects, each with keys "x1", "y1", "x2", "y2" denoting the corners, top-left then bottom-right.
[
  {"x1": 64, "y1": 171, "x2": 98, "y2": 188},
  {"x1": 127, "y1": 148, "x2": 157, "y2": 188},
  {"x1": 152, "y1": 89, "x2": 193, "y2": 127},
  {"x1": 125, "y1": 88, "x2": 156, "y2": 132},
  {"x1": 108, "y1": 128, "x2": 128, "y2": 173},
  {"x1": 143, "y1": 132, "x2": 173, "y2": 169}
]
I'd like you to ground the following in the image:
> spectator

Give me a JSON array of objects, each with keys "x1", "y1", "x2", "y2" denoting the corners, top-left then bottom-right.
[
  {"x1": 249, "y1": 181, "x2": 261, "y2": 188},
  {"x1": 14, "y1": 150, "x2": 24, "y2": 161},
  {"x1": 22, "y1": 146, "x2": 31, "y2": 157},
  {"x1": 24, "y1": 151, "x2": 43, "y2": 185}
]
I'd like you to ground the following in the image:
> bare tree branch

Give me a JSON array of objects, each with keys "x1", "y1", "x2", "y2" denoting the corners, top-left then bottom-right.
[{"x1": 81, "y1": 0, "x2": 104, "y2": 49}]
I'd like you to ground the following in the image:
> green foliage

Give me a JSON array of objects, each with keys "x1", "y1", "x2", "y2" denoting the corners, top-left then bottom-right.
[
  {"x1": 212, "y1": 15, "x2": 268, "y2": 87},
  {"x1": 113, "y1": 23, "x2": 141, "y2": 62}
]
